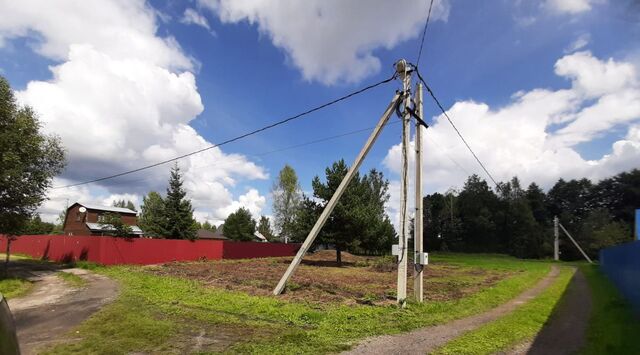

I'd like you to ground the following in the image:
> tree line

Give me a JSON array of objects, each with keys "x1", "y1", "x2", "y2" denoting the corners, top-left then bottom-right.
[{"x1": 422, "y1": 170, "x2": 638, "y2": 260}]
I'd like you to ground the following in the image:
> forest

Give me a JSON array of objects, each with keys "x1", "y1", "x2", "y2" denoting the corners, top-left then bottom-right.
[{"x1": 422, "y1": 169, "x2": 639, "y2": 260}]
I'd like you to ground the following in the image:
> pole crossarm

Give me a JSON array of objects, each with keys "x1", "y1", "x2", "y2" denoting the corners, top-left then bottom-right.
[
  {"x1": 272, "y1": 93, "x2": 402, "y2": 295},
  {"x1": 558, "y1": 222, "x2": 594, "y2": 264}
]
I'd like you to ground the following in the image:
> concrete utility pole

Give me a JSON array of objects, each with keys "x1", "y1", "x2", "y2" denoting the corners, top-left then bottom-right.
[
  {"x1": 554, "y1": 215, "x2": 559, "y2": 261},
  {"x1": 396, "y1": 59, "x2": 411, "y2": 306},
  {"x1": 413, "y1": 82, "x2": 424, "y2": 302},
  {"x1": 272, "y1": 93, "x2": 401, "y2": 296},
  {"x1": 558, "y1": 222, "x2": 593, "y2": 264}
]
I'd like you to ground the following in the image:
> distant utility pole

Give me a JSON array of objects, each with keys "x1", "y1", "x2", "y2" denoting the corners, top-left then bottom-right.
[{"x1": 554, "y1": 216, "x2": 559, "y2": 261}]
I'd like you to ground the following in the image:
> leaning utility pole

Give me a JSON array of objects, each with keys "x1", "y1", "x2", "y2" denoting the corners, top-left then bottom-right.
[
  {"x1": 272, "y1": 90, "x2": 401, "y2": 296},
  {"x1": 553, "y1": 215, "x2": 559, "y2": 261},
  {"x1": 558, "y1": 222, "x2": 593, "y2": 264},
  {"x1": 397, "y1": 59, "x2": 411, "y2": 306},
  {"x1": 413, "y1": 82, "x2": 424, "y2": 302},
  {"x1": 273, "y1": 59, "x2": 427, "y2": 307}
]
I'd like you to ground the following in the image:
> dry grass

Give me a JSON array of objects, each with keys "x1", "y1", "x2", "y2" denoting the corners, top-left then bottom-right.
[{"x1": 147, "y1": 250, "x2": 509, "y2": 305}]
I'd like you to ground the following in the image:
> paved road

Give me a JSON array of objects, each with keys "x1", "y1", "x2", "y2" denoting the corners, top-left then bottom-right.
[
  {"x1": 507, "y1": 269, "x2": 592, "y2": 355},
  {"x1": 7, "y1": 264, "x2": 119, "y2": 355},
  {"x1": 344, "y1": 266, "x2": 561, "y2": 355}
]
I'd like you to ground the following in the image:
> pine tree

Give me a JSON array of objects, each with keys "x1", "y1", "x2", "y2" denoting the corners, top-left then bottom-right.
[
  {"x1": 308, "y1": 160, "x2": 396, "y2": 264},
  {"x1": 162, "y1": 164, "x2": 197, "y2": 240},
  {"x1": 224, "y1": 207, "x2": 256, "y2": 241},
  {"x1": 139, "y1": 191, "x2": 166, "y2": 238},
  {"x1": 257, "y1": 215, "x2": 275, "y2": 241}
]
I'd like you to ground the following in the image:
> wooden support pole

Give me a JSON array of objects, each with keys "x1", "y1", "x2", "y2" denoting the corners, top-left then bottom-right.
[
  {"x1": 558, "y1": 222, "x2": 593, "y2": 264},
  {"x1": 397, "y1": 60, "x2": 411, "y2": 306},
  {"x1": 272, "y1": 93, "x2": 401, "y2": 295},
  {"x1": 413, "y1": 82, "x2": 424, "y2": 302},
  {"x1": 554, "y1": 215, "x2": 559, "y2": 261}
]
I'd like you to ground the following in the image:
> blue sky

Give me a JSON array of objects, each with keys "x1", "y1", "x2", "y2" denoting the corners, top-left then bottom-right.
[{"x1": 1, "y1": 0, "x2": 639, "y2": 225}]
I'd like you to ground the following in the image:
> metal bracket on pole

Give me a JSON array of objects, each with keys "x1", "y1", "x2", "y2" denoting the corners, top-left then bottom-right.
[
  {"x1": 558, "y1": 222, "x2": 593, "y2": 264},
  {"x1": 272, "y1": 93, "x2": 402, "y2": 296}
]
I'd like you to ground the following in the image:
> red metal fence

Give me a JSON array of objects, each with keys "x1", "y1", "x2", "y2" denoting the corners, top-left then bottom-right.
[{"x1": 0, "y1": 235, "x2": 300, "y2": 265}]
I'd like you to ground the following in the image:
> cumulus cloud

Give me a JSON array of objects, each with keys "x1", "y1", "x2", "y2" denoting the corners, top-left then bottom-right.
[
  {"x1": 181, "y1": 8, "x2": 213, "y2": 33},
  {"x1": 1, "y1": 0, "x2": 268, "y2": 224},
  {"x1": 383, "y1": 52, "x2": 640, "y2": 229},
  {"x1": 198, "y1": 0, "x2": 450, "y2": 85},
  {"x1": 543, "y1": 0, "x2": 600, "y2": 14},
  {"x1": 213, "y1": 189, "x2": 267, "y2": 224},
  {"x1": 0, "y1": 0, "x2": 193, "y2": 70}
]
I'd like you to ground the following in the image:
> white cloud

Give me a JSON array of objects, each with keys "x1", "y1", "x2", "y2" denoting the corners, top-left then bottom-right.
[
  {"x1": 198, "y1": 0, "x2": 450, "y2": 85},
  {"x1": 565, "y1": 33, "x2": 590, "y2": 53},
  {"x1": 543, "y1": 0, "x2": 600, "y2": 14},
  {"x1": 0, "y1": 0, "x2": 193, "y2": 71},
  {"x1": 382, "y1": 52, "x2": 640, "y2": 230},
  {"x1": 214, "y1": 188, "x2": 267, "y2": 224},
  {"x1": 181, "y1": 8, "x2": 213, "y2": 32},
  {"x1": 1, "y1": 0, "x2": 268, "y2": 225}
]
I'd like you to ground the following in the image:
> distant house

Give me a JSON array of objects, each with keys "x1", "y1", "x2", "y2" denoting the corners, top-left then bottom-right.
[
  {"x1": 196, "y1": 229, "x2": 228, "y2": 240},
  {"x1": 63, "y1": 202, "x2": 143, "y2": 237}
]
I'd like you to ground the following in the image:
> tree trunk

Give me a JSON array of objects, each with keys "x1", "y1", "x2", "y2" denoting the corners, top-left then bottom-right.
[{"x1": 336, "y1": 246, "x2": 342, "y2": 267}]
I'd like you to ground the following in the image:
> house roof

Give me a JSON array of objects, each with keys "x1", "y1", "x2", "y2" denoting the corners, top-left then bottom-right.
[
  {"x1": 197, "y1": 229, "x2": 228, "y2": 240},
  {"x1": 75, "y1": 202, "x2": 137, "y2": 214},
  {"x1": 86, "y1": 222, "x2": 144, "y2": 235}
]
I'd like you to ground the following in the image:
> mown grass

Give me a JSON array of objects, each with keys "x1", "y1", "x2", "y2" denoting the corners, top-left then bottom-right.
[
  {"x1": 45, "y1": 254, "x2": 552, "y2": 354},
  {"x1": 0, "y1": 276, "x2": 33, "y2": 299},
  {"x1": 581, "y1": 265, "x2": 640, "y2": 354},
  {"x1": 433, "y1": 266, "x2": 574, "y2": 354},
  {"x1": 57, "y1": 271, "x2": 87, "y2": 288}
]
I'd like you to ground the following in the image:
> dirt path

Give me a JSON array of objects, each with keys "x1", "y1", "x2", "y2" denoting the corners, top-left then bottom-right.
[
  {"x1": 343, "y1": 266, "x2": 561, "y2": 355},
  {"x1": 505, "y1": 269, "x2": 592, "y2": 355},
  {"x1": 7, "y1": 266, "x2": 119, "y2": 355}
]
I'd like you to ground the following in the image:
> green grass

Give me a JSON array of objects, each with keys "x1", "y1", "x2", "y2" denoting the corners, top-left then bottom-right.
[
  {"x1": 0, "y1": 276, "x2": 33, "y2": 299},
  {"x1": 45, "y1": 254, "x2": 553, "y2": 354},
  {"x1": 433, "y1": 266, "x2": 574, "y2": 354},
  {"x1": 57, "y1": 271, "x2": 87, "y2": 288},
  {"x1": 581, "y1": 265, "x2": 640, "y2": 354}
]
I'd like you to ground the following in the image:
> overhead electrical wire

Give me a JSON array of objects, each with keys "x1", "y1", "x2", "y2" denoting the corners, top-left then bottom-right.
[
  {"x1": 413, "y1": 67, "x2": 500, "y2": 188},
  {"x1": 415, "y1": 0, "x2": 435, "y2": 67},
  {"x1": 52, "y1": 73, "x2": 397, "y2": 190},
  {"x1": 48, "y1": 120, "x2": 402, "y2": 198}
]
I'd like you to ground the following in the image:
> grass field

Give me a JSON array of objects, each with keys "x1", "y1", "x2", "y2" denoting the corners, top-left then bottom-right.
[
  {"x1": 433, "y1": 266, "x2": 574, "y2": 354},
  {"x1": 44, "y1": 252, "x2": 552, "y2": 354},
  {"x1": 581, "y1": 265, "x2": 640, "y2": 354}
]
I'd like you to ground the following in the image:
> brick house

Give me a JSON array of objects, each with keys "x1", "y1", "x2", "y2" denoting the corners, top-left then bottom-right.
[{"x1": 62, "y1": 202, "x2": 143, "y2": 237}]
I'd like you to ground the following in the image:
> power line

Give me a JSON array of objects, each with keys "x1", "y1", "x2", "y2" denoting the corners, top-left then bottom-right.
[
  {"x1": 416, "y1": 0, "x2": 435, "y2": 67},
  {"x1": 49, "y1": 120, "x2": 401, "y2": 196},
  {"x1": 52, "y1": 74, "x2": 397, "y2": 190},
  {"x1": 413, "y1": 67, "x2": 500, "y2": 188}
]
